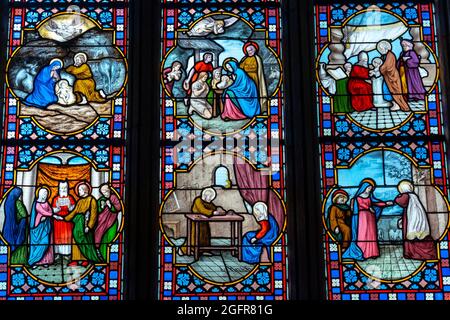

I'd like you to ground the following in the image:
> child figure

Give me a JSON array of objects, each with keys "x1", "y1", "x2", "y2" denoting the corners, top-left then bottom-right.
[
  {"x1": 370, "y1": 58, "x2": 391, "y2": 108},
  {"x1": 55, "y1": 79, "x2": 78, "y2": 105},
  {"x1": 328, "y1": 189, "x2": 352, "y2": 250}
]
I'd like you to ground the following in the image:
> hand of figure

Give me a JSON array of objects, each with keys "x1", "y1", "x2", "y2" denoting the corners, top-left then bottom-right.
[
  {"x1": 251, "y1": 237, "x2": 257, "y2": 244},
  {"x1": 84, "y1": 227, "x2": 89, "y2": 234},
  {"x1": 398, "y1": 218, "x2": 403, "y2": 229},
  {"x1": 106, "y1": 200, "x2": 112, "y2": 208},
  {"x1": 386, "y1": 201, "x2": 394, "y2": 206},
  {"x1": 334, "y1": 227, "x2": 340, "y2": 234},
  {"x1": 370, "y1": 208, "x2": 375, "y2": 214},
  {"x1": 53, "y1": 215, "x2": 63, "y2": 221},
  {"x1": 52, "y1": 71, "x2": 60, "y2": 80}
]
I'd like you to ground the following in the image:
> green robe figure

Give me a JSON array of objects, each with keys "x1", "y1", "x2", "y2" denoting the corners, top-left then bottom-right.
[
  {"x1": 11, "y1": 198, "x2": 28, "y2": 265},
  {"x1": 333, "y1": 63, "x2": 354, "y2": 114},
  {"x1": 94, "y1": 184, "x2": 122, "y2": 261},
  {"x1": 64, "y1": 183, "x2": 101, "y2": 266}
]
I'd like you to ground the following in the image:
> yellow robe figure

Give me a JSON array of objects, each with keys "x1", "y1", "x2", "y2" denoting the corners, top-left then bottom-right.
[
  {"x1": 329, "y1": 205, "x2": 352, "y2": 250},
  {"x1": 181, "y1": 196, "x2": 217, "y2": 255},
  {"x1": 240, "y1": 55, "x2": 268, "y2": 113},
  {"x1": 66, "y1": 64, "x2": 105, "y2": 103},
  {"x1": 65, "y1": 196, "x2": 99, "y2": 261}
]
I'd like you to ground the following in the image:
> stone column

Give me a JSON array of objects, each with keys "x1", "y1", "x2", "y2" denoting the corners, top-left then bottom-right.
[{"x1": 328, "y1": 28, "x2": 346, "y2": 66}]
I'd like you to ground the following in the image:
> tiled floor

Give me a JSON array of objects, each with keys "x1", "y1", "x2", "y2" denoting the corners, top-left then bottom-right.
[
  {"x1": 349, "y1": 101, "x2": 425, "y2": 130},
  {"x1": 174, "y1": 238, "x2": 255, "y2": 283},
  {"x1": 357, "y1": 245, "x2": 422, "y2": 281},
  {"x1": 28, "y1": 255, "x2": 90, "y2": 284}
]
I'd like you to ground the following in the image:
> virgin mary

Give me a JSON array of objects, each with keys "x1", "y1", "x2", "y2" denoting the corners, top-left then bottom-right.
[
  {"x1": 221, "y1": 59, "x2": 261, "y2": 120},
  {"x1": 242, "y1": 202, "x2": 279, "y2": 264},
  {"x1": 25, "y1": 59, "x2": 63, "y2": 109},
  {"x1": 342, "y1": 179, "x2": 390, "y2": 260},
  {"x1": 28, "y1": 187, "x2": 58, "y2": 267}
]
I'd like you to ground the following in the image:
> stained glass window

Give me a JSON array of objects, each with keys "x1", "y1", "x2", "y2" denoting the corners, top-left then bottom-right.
[
  {"x1": 0, "y1": 0, "x2": 128, "y2": 300},
  {"x1": 316, "y1": 2, "x2": 450, "y2": 300},
  {"x1": 159, "y1": 0, "x2": 288, "y2": 300}
]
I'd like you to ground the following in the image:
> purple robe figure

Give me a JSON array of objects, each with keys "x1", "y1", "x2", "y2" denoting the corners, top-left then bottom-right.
[{"x1": 397, "y1": 40, "x2": 426, "y2": 101}]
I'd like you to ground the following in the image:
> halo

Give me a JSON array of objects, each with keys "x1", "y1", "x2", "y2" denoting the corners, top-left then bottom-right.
[
  {"x1": 35, "y1": 185, "x2": 51, "y2": 198},
  {"x1": 49, "y1": 58, "x2": 64, "y2": 68},
  {"x1": 74, "y1": 52, "x2": 88, "y2": 63},
  {"x1": 376, "y1": 39, "x2": 392, "y2": 53},
  {"x1": 361, "y1": 178, "x2": 376, "y2": 187},
  {"x1": 222, "y1": 57, "x2": 238, "y2": 69},
  {"x1": 253, "y1": 201, "x2": 268, "y2": 212},
  {"x1": 243, "y1": 41, "x2": 259, "y2": 54},
  {"x1": 397, "y1": 179, "x2": 414, "y2": 193},
  {"x1": 332, "y1": 189, "x2": 348, "y2": 202},
  {"x1": 75, "y1": 181, "x2": 92, "y2": 197},
  {"x1": 201, "y1": 187, "x2": 216, "y2": 199}
]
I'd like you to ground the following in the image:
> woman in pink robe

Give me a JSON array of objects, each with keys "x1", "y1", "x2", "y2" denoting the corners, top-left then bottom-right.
[
  {"x1": 29, "y1": 187, "x2": 62, "y2": 267},
  {"x1": 352, "y1": 179, "x2": 393, "y2": 259}
]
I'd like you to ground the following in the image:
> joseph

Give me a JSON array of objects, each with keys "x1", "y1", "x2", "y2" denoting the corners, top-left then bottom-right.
[
  {"x1": 64, "y1": 182, "x2": 101, "y2": 266},
  {"x1": 179, "y1": 187, "x2": 225, "y2": 256},
  {"x1": 240, "y1": 41, "x2": 268, "y2": 113},
  {"x1": 66, "y1": 52, "x2": 106, "y2": 103}
]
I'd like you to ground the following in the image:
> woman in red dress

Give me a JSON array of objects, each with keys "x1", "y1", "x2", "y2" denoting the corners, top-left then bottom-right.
[{"x1": 348, "y1": 51, "x2": 374, "y2": 112}]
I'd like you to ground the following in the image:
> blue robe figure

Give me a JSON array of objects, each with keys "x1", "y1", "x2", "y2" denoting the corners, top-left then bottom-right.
[
  {"x1": 222, "y1": 60, "x2": 261, "y2": 118},
  {"x1": 342, "y1": 180, "x2": 383, "y2": 261},
  {"x1": 382, "y1": 81, "x2": 393, "y2": 102},
  {"x1": 242, "y1": 213, "x2": 279, "y2": 264},
  {"x1": 25, "y1": 59, "x2": 63, "y2": 109},
  {"x1": 28, "y1": 198, "x2": 52, "y2": 266},
  {"x1": 2, "y1": 187, "x2": 27, "y2": 252}
]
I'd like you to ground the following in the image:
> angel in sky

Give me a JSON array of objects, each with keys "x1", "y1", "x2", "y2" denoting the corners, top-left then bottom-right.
[{"x1": 186, "y1": 16, "x2": 239, "y2": 37}]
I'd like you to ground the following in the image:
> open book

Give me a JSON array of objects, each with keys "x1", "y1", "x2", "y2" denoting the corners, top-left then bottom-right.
[{"x1": 327, "y1": 67, "x2": 348, "y2": 80}]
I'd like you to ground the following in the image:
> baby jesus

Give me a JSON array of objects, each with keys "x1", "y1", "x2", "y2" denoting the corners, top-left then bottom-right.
[
  {"x1": 55, "y1": 79, "x2": 78, "y2": 105},
  {"x1": 215, "y1": 75, "x2": 233, "y2": 90},
  {"x1": 166, "y1": 68, "x2": 182, "y2": 83}
]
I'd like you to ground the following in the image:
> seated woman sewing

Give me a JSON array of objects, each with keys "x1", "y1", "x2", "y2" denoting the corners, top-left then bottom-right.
[{"x1": 242, "y1": 202, "x2": 279, "y2": 264}]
